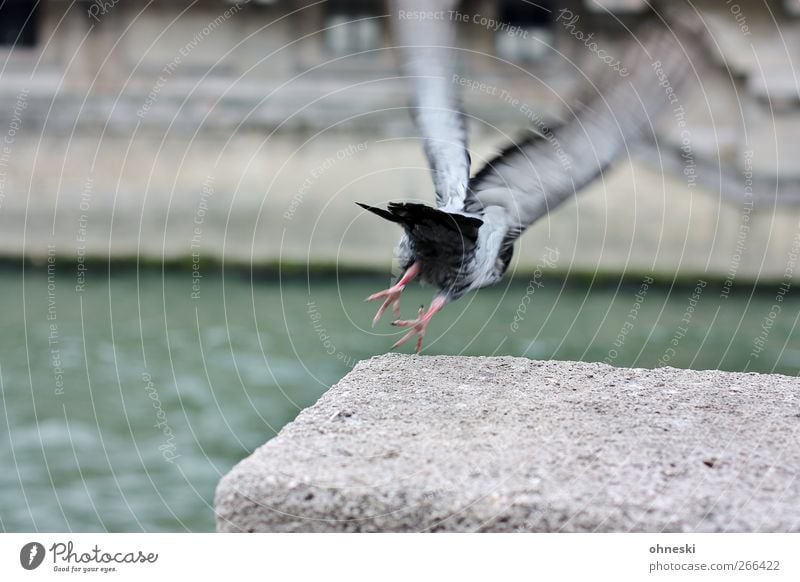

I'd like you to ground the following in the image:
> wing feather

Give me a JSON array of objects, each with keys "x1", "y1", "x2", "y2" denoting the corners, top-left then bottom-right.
[
  {"x1": 392, "y1": 0, "x2": 470, "y2": 210},
  {"x1": 468, "y1": 13, "x2": 705, "y2": 242}
]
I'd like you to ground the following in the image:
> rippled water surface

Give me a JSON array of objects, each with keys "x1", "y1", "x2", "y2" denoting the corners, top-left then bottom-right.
[{"x1": 1, "y1": 267, "x2": 797, "y2": 531}]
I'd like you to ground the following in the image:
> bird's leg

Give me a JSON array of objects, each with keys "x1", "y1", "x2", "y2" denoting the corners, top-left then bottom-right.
[
  {"x1": 365, "y1": 262, "x2": 420, "y2": 327},
  {"x1": 391, "y1": 295, "x2": 447, "y2": 353}
]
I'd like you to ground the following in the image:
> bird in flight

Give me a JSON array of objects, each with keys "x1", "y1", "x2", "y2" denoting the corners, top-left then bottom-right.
[{"x1": 361, "y1": 0, "x2": 701, "y2": 353}]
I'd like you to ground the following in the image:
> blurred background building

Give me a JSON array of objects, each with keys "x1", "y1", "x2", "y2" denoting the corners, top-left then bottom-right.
[{"x1": 0, "y1": 0, "x2": 799, "y2": 279}]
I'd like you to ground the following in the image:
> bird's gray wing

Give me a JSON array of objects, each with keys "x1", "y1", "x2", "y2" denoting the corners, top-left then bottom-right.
[
  {"x1": 467, "y1": 14, "x2": 704, "y2": 243},
  {"x1": 393, "y1": 0, "x2": 470, "y2": 211}
]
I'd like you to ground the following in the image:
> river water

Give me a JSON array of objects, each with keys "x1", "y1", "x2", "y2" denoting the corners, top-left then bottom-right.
[{"x1": 1, "y1": 267, "x2": 797, "y2": 531}]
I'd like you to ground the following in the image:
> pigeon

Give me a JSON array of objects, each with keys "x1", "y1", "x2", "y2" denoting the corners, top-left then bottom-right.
[{"x1": 361, "y1": 0, "x2": 702, "y2": 353}]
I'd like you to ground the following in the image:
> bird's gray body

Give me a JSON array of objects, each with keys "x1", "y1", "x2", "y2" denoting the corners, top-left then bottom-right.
[
  {"x1": 359, "y1": 201, "x2": 494, "y2": 299},
  {"x1": 366, "y1": 0, "x2": 704, "y2": 307}
]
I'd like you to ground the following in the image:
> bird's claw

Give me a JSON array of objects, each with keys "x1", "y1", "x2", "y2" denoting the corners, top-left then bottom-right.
[
  {"x1": 365, "y1": 286, "x2": 405, "y2": 327},
  {"x1": 391, "y1": 305, "x2": 429, "y2": 353},
  {"x1": 365, "y1": 263, "x2": 420, "y2": 327}
]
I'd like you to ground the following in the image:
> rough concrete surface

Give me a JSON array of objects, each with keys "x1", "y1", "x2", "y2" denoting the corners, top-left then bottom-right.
[{"x1": 215, "y1": 354, "x2": 800, "y2": 532}]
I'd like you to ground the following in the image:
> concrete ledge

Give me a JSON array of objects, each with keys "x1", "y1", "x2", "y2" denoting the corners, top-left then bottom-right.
[{"x1": 215, "y1": 355, "x2": 800, "y2": 532}]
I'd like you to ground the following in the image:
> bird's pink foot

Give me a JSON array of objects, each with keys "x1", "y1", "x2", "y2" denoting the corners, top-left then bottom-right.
[
  {"x1": 391, "y1": 296, "x2": 446, "y2": 353},
  {"x1": 365, "y1": 262, "x2": 419, "y2": 327},
  {"x1": 366, "y1": 287, "x2": 404, "y2": 327}
]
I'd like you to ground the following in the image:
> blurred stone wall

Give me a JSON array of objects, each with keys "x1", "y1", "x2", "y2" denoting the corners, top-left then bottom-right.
[{"x1": 0, "y1": 0, "x2": 798, "y2": 282}]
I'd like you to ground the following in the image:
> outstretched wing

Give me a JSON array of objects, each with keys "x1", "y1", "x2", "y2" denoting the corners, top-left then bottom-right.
[
  {"x1": 467, "y1": 13, "x2": 704, "y2": 244},
  {"x1": 393, "y1": 0, "x2": 470, "y2": 211}
]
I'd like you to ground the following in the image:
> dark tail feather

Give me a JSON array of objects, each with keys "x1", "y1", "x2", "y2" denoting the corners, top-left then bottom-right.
[
  {"x1": 358, "y1": 201, "x2": 482, "y2": 239},
  {"x1": 356, "y1": 202, "x2": 400, "y2": 224},
  {"x1": 387, "y1": 203, "x2": 483, "y2": 242}
]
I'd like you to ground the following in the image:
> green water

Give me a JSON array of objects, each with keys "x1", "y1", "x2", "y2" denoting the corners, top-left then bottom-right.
[{"x1": 0, "y1": 267, "x2": 798, "y2": 532}]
